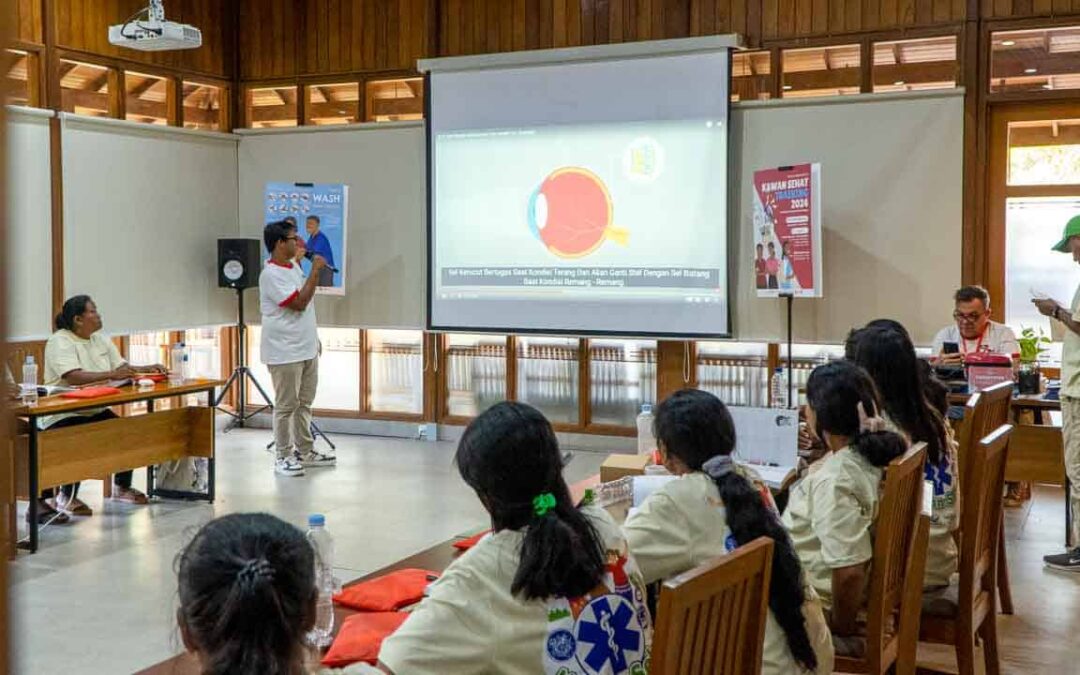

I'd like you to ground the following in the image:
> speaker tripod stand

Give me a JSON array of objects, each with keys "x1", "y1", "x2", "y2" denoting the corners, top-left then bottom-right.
[{"x1": 215, "y1": 287, "x2": 273, "y2": 431}]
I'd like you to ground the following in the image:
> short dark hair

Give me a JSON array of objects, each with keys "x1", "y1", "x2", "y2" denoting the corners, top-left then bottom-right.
[
  {"x1": 306, "y1": 214, "x2": 320, "y2": 225},
  {"x1": 263, "y1": 220, "x2": 295, "y2": 254},
  {"x1": 954, "y1": 285, "x2": 990, "y2": 307}
]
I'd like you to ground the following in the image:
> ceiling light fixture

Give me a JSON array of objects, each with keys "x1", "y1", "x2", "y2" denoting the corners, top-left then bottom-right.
[
  {"x1": 1025, "y1": 68, "x2": 1038, "y2": 74},
  {"x1": 1001, "y1": 40, "x2": 1016, "y2": 47}
]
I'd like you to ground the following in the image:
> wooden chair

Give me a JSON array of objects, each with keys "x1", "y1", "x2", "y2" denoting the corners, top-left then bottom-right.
[
  {"x1": 835, "y1": 443, "x2": 928, "y2": 675},
  {"x1": 919, "y1": 425, "x2": 1013, "y2": 675},
  {"x1": 954, "y1": 381, "x2": 1015, "y2": 614},
  {"x1": 651, "y1": 537, "x2": 774, "y2": 675}
]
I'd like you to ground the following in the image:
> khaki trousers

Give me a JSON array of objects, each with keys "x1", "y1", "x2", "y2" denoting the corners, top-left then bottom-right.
[
  {"x1": 1063, "y1": 396, "x2": 1080, "y2": 546},
  {"x1": 268, "y1": 357, "x2": 318, "y2": 459}
]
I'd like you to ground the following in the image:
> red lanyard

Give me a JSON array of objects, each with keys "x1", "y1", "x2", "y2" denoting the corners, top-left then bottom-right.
[{"x1": 960, "y1": 327, "x2": 986, "y2": 356}]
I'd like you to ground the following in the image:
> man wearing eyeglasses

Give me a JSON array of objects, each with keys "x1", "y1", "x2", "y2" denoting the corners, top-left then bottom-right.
[
  {"x1": 931, "y1": 285, "x2": 1019, "y2": 366},
  {"x1": 260, "y1": 219, "x2": 337, "y2": 478}
]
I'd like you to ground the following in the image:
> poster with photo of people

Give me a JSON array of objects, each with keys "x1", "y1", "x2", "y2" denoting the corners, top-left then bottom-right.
[
  {"x1": 752, "y1": 164, "x2": 823, "y2": 299},
  {"x1": 264, "y1": 182, "x2": 348, "y2": 296}
]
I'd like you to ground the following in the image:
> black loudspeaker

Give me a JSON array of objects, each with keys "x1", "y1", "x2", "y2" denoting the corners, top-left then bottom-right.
[{"x1": 218, "y1": 238, "x2": 263, "y2": 289}]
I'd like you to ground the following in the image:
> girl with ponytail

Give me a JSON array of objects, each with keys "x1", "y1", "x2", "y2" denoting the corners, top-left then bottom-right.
[
  {"x1": 177, "y1": 513, "x2": 318, "y2": 675},
  {"x1": 374, "y1": 401, "x2": 652, "y2": 674},
  {"x1": 781, "y1": 361, "x2": 908, "y2": 650},
  {"x1": 623, "y1": 389, "x2": 834, "y2": 674}
]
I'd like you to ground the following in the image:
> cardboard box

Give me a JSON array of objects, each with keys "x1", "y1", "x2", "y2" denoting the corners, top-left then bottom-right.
[{"x1": 600, "y1": 453, "x2": 651, "y2": 483}]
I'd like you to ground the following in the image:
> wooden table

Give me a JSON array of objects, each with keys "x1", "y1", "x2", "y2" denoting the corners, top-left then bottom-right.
[
  {"x1": 13, "y1": 379, "x2": 222, "y2": 553},
  {"x1": 136, "y1": 475, "x2": 601, "y2": 674}
]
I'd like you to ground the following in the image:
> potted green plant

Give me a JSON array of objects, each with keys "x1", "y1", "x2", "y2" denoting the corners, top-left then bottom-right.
[{"x1": 1016, "y1": 327, "x2": 1051, "y2": 394}]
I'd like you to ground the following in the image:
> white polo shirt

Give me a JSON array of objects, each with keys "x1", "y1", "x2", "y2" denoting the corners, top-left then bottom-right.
[
  {"x1": 40, "y1": 330, "x2": 126, "y2": 429},
  {"x1": 930, "y1": 321, "x2": 1019, "y2": 357},
  {"x1": 259, "y1": 260, "x2": 318, "y2": 366}
]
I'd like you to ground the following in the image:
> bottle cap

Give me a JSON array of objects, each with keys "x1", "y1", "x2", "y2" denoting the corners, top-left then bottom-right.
[
  {"x1": 25, "y1": 355, "x2": 33, "y2": 363},
  {"x1": 308, "y1": 514, "x2": 325, "y2": 527},
  {"x1": 640, "y1": 403, "x2": 652, "y2": 414}
]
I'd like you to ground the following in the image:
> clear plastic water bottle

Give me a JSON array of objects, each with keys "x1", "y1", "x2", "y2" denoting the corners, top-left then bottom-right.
[
  {"x1": 636, "y1": 404, "x2": 656, "y2": 455},
  {"x1": 771, "y1": 367, "x2": 788, "y2": 409},
  {"x1": 169, "y1": 343, "x2": 185, "y2": 384},
  {"x1": 306, "y1": 514, "x2": 335, "y2": 648},
  {"x1": 21, "y1": 355, "x2": 38, "y2": 406}
]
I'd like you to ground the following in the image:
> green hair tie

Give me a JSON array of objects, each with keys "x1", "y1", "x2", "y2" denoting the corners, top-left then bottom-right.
[{"x1": 532, "y1": 492, "x2": 557, "y2": 517}]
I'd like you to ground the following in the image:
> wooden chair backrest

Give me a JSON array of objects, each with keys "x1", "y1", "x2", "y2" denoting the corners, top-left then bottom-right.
[
  {"x1": 651, "y1": 537, "x2": 774, "y2": 675},
  {"x1": 955, "y1": 381, "x2": 1012, "y2": 491},
  {"x1": 959, "y1": 425, "x2": 1013, "y2": 612},
  {"x1": 4, "y1": 340, "x2": 45, "y2": 383},
  {"x1": 864, "y1": 442, "x2": 927, "y2": 670}
]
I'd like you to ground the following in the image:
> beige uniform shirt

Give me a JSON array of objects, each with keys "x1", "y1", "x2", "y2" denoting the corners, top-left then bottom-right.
[
  {"x1": 40, "y1": 330, "x2": 125, "y2": 429},
  {"x1": 623, "y1": 470, "x2": 833, "y2": 675},
  {"x1": 378, "y1": 506, "x2": 652, "y2": 675},
  {"x1": 880, "y1": 415, "x2": 958, "y2": 588},
  {"x1": 782, "y1": 447, "x2": 882, "y2": 610},
  {"x1": 1062, "y1": 284, "x2": 1080, "y2": 399}
]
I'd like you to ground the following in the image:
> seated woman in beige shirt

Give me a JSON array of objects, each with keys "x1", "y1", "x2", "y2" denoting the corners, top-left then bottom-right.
[
  {"x1": 781, "y1": 361, "x2": 908, "y2": 652},
  {"x1": 622, "y1": 389, "x2": 833, "y2": 675},
  {"x1": 371, "y1": 401, "x2": 653, "y2": 674}
]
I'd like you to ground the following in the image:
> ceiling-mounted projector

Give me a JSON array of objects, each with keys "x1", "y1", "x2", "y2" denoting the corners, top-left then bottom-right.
[{"x1": 108, "y1": 0, "x2": 201, "y2": 51}]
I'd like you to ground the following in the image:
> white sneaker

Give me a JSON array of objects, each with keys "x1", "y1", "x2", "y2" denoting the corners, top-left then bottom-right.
[
  {"x1": 300, "y1": 449, "x2": 337, "y2": 467},
  {"x1": 275, "y1": 454, "x2": 306, "y2": 477}
]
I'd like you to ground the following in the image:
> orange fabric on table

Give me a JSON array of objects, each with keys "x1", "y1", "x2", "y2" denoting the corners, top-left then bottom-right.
[
  {"x1": 321, "y1": 612, "x2": 408, "y2": 668},
  {"x1": 452, "y1": 530, "x2": 491, "y2": 551},
  {"x1": 60, "y1": 386, "x2": 122, "y2": 399},
  {"x1": 332, "y1": 568, "x2": 439, "y2": 612}
]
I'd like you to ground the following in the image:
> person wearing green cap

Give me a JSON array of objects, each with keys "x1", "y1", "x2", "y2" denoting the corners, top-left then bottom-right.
[{"x1": 1034, "y1": 213, "x2": 1080, "y2": 571}]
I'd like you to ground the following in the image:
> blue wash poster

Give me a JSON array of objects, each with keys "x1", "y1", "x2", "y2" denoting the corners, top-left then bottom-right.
[{"x1": 264, "y1": 182, "x2": 349, "y2": 296}]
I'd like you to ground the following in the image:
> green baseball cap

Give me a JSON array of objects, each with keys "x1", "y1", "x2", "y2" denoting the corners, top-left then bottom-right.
[{"x1": 1053, "y1": 214, "x2": 1080, "y2": 252}]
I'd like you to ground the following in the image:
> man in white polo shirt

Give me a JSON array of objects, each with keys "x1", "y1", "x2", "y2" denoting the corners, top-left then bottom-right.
[
  {"x1": 1035, "y1": 214, "x2": 1080, "y2": 571},
  {"x1": 932, "y1": 285, "x2": 1019, "y2": 364},
  {"x1": 259, "y1": 219, "x2": 336, "y2": 477}
]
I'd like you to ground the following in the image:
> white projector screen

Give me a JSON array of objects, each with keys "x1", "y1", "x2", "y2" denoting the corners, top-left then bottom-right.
[{"x1": 425, "y1": 39, "x2": 733, "y2": 337}]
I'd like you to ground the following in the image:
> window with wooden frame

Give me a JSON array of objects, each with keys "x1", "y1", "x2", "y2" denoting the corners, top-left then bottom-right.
[
  {"x1": 515, "y1": 336, "x2": 581, "y2": 425},
  {"x1": 185, "y1": 327, "x2": 223, "y2": 380},
  {"x1": 59, "y1": 59, "x2": 111, "y2": 117},
  {"x1": 125, "y1": 71, "x2": 172, "y2": 126},
  {"x1": 443, "y1": 333, "x2": 508, "y2": 419},
  {"x1": 306, "y1": 82, "x2": 360, "y2": 126},
  {"x1": 989, "y1": 105, "x2": 1080, "y2": 350},
  {"x1": 182, "y1": 81, "x2": 226, "y2": 131},
  {"x1": 991, "y1": 26, "x2": 1080, "y2": 95},
  {"x1": 314, "y1": 328, "x2": 361, "y2": 411},
  {"x1": 246, "y1": 85, "x2": 299, "y2": 128},
  {"x1": 696, "y1": 341, "x2": 771, "y2": 408},
  {"x1": 5, "y1": 49, "x2": 39, "y2": 107},
  {"x1": 366, "y1": 329, "x2": 424, "y2": 415},
  {"x1": 782, "y1": 45, "x2": 861, "y2": 98},
  {"x1": 872, "y1": 36, "x2": 958, "y2": 93},
  {"x1": 588, "y1": 339, "x2": 656, "y2": 427},
  {"x1": 731, "y1": 51, "x2": 772, "y2": 102},
  {"x1": 365, "y1": 78, "x2": 423, "y2": 122}
]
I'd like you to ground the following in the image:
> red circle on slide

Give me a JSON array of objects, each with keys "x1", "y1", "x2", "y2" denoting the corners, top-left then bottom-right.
[{"x1": 538, "y1": 168, "x2": 613, "y2": 257}]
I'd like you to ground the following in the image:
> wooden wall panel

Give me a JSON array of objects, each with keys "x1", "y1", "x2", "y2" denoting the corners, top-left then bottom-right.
[
  {"x1": 982, "y1": 0, "x2": 1080, "y2": 17},
  {"x1": 14, "y1": 0, "x2": 43, "y2": 45},
  {"x1": 51, "y1": 0, "x2": 233, "y2": 77},
  {"x1": 435, "y1": 0, "x2": 753, "y2": 56},
  {"x1": 761, "y1": 0, "x2": 967, "y2": 39},
  {"x1": 239, "y1": 0, "x2": 433, "y2": 80}
]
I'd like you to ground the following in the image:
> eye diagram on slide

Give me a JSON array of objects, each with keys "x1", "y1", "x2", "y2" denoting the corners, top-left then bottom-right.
[{"x1": 433, "y1": 120, "x2": 727, "y2": 306}]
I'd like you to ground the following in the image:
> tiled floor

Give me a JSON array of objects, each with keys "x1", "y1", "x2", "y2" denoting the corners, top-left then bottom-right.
[
  {"x1": 9, "y1": 428, "x2": 604, "y2": 674},
  {"x1": 9, "y1": 429, "x2": 1080, "y2": 674}
]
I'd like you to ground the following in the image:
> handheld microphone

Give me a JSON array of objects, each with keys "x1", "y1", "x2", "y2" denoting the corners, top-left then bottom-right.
[{"x1": 304, "y1": 250, "x2": 338, "y2": 273}]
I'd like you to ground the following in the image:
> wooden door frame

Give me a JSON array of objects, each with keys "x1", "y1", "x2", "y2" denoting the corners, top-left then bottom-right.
[{"x1": 985, "y1": 100, "x2": 1080, "y2": 316}]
